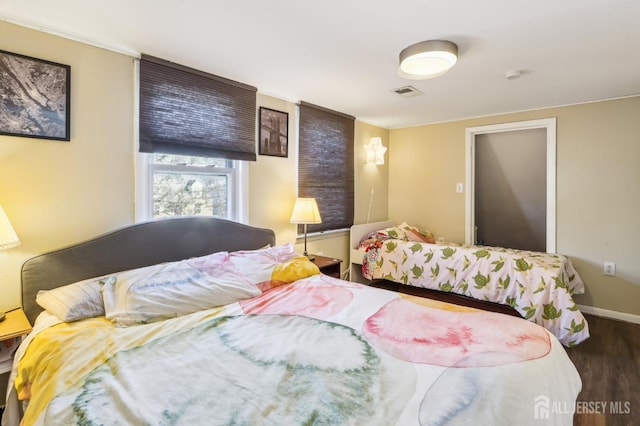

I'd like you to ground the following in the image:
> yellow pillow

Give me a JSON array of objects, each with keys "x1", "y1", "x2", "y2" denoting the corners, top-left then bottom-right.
[{"x1": 271, "y1": 256, "x2": 320, "y2": 284}]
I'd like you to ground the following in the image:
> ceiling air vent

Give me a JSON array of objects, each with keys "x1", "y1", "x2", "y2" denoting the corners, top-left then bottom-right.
[{"x1": 392, "y1": 85, "x2": 423, "y2": 98}]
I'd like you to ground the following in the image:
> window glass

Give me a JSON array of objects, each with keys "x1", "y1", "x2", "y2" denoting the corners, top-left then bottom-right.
[
  {"x1": 150, "y1": 153, "x2": 236, "y2": 219},
  {"x1": 152, "y1": 153, "x2": 226, "y2": 167}
]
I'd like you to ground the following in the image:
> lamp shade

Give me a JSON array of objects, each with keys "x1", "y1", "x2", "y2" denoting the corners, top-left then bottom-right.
[
  {"x1": 398, "y1": 40, "x2": 458, "y2": 80},
  {"x1": 0, "y1": 204, "x2": 20, "y2": 250},
  {"x1": 290, "y1": 198, "x2": 322, "y2": 224},
  {"x1": 365, "y1": 137, "x2": 387, "y2": 165}
]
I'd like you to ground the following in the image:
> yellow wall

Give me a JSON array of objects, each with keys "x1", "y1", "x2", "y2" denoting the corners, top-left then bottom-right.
[
  {"x1": 355, "y1": 123, "x2": 390, "y2": 225},
  {"x1": 0, "y1": 22, "x2": 135, "y2": 312},
  {"x1": 0, "y1": 22, "x2": 387, "y2": 311},
  {"x1": 389, "y1": 96, "x2": 640, "y2": 316}
]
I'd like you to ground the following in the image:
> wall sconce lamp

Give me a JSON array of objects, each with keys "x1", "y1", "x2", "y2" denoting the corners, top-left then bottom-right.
[
  {"x1": 290, "y1": 197, "x2": 322, "y2": 260},
  {"x1": 365, "y1": 137, "x2": 387, "y2": 165}
]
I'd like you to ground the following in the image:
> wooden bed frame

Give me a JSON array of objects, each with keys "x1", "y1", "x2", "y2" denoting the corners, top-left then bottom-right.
[{"x1": 21, "y1": 217, "x2": 275, "y2": 324}]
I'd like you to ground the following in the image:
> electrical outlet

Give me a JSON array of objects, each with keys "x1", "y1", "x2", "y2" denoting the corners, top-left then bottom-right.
[{"x1": 603, "y1": 261, "x2": 616, "y2": 276}]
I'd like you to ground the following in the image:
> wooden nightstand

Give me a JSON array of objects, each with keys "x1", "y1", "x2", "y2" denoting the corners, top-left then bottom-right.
[
  {"x1": 311, "y1": 255, "x2": 343, "y2": 278},
  {"x1": 0, "y1": 308, "x2": 32, "y2": 375}
]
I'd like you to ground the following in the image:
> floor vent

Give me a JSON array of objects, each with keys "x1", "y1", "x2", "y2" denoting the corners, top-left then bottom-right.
[{"x1": 392, "y1": 85, "x2": 423, "y2": 97}]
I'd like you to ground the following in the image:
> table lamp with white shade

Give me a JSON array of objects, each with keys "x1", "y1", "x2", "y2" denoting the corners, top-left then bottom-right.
[
  {"x1": 290, "y1": 197, "x2": 321, "y2": 260},
  {"x1": 0, "y1": 204, "x2": 20, "y2": 322}
]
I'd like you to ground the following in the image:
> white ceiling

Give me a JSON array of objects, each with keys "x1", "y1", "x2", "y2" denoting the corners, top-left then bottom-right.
[{"x1": 2, "y1": 0, "x2": 639, "y2": 129}]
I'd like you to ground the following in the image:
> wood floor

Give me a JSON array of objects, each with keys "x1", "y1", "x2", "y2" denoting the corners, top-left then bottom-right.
[{"x1": 567, "y1": 314, "x2": 639, "y2": 426}]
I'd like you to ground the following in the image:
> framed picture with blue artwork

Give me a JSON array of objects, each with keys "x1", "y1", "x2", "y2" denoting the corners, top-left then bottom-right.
[{"x1": 0, "y1": 50, "x2": 71, "y2": 141}]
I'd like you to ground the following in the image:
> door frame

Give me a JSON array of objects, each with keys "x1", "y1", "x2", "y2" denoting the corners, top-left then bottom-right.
[{"x1": 464, "y1": 118, "x2": 557, "y2": 252}]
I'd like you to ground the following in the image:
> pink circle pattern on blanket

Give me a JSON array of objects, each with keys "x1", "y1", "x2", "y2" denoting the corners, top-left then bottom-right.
[
  {"x1": 363, "y1": 297, "x2": 551, "y2": 367},
  {"x1": 239, "y1": 279, "x2": 353, "y2": 319}
]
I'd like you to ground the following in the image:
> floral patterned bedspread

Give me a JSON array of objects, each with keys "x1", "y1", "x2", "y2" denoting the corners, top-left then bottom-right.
[
  {"x1": 361, "y1": 233, "x2": 589, "y2": 346},
  {"x1": 11, "y1": 275, "x2": 580, "y2": 426}
]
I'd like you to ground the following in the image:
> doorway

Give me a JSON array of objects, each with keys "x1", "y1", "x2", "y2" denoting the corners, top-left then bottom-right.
[{"x1": 464, "y1": 118, "x2": 556, "y2": 253}]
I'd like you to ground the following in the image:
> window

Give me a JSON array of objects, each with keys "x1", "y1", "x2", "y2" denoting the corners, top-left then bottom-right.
[
  {"x1": 137, "y1": 152, "x2": 246, "y2": 221},
  {"x1": 136, "y1": 55, "x2": 255, "y2": 222},
  {"x1": 148, "y1": 153, "x2": 241, "y2": 219},
  {"x1": 297, "y1": 102, "x2": 355, "y2": 233}
]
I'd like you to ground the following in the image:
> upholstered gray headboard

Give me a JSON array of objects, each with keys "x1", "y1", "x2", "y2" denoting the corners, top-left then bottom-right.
[{"x1": 21, "y1": 217, "x2": 276, "y2": 324}]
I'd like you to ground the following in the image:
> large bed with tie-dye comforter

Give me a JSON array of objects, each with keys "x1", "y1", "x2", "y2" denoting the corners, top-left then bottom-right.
[
  {"x1": 352, "y1": 222, "x2": 589, "y2": 347},
  {"x1": 4, "y1": 218, "x2": 581, "y2": 426}
]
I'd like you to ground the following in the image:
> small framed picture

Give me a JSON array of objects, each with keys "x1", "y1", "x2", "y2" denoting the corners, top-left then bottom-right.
[
  {"x1": 259, "y1": 107, "x2": 288, "y2": 158},
  {"x1": 0, "y1": 50, "x2": 71, "y2": 141}
]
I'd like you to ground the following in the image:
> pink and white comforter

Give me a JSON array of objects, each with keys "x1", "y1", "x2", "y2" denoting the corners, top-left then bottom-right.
[{"x1": 11, "y1": 275, "x2": 580, "y2": 426}]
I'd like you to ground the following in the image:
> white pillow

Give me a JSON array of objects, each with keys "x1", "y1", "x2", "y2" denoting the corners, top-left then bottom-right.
[
  {"x1": 36, "y1": 275, "x2": 115, "y2": 322},
  {"x1": 102, "y1": 254, "x2": 261, "y2": 326},
  {"x1": 226, "y1": 243, "x2": 299, "y2": 284}
]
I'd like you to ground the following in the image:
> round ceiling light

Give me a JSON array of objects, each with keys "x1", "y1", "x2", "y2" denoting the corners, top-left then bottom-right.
[{"x1": 398, "y1": 40, "x2": 458, "y2": 80}]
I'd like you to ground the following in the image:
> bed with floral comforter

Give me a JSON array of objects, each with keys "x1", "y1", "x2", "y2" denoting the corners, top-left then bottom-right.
[
  {"x1": 359, "y1": 223, "x2": 589, "y2": 347},
  {"x1": 5, "y1": 243, "x2": 581, "y2": 426}
]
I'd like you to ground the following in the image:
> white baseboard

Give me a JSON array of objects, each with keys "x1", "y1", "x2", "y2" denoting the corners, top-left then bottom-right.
[{"x1": 577, "y1": 304, "x2": 640, "y2": 325}]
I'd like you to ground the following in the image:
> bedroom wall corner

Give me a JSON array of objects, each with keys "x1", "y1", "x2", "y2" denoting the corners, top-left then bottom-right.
[
  {"x1": 0, "y1": 22, "x2": 135, "y2": 312},
  {"x1": 387, "y1": 96, "x2": 640, "y2": 317},
  {"x1": 354, "y1": 122, "x2": 390, "y2": 226}
]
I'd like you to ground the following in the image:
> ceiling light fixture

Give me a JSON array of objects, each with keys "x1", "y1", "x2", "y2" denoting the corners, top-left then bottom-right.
[
  {"x1": 505, "y1": 70, "x2": 522, "y2": 80},
  {"x1": 398, "y1": 40, "x2": 458, "y2": 80}
]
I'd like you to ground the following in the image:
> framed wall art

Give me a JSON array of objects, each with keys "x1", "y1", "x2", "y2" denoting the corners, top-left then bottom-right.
[
  {"x1": 258, "y1": 107, "x2": 288, "y2": 158},
  {"x1": 0, "y1": 50, "x2": 71, "y2": 141}
]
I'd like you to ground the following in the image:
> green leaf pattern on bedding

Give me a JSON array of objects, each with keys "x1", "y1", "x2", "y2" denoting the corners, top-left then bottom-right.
[
  {"x1": 385, "y1": 240, "x2": 397, "y2": 252},
  {"x1": 430, "y1": 264, "x2": 439, "y2": 278},
  {"x1": 491, "y1": 258, "x2": 505, "y2": 272},
  {"x1": 441, "y1": 247, "x2": 456, "y2": 259},
  {"x1": 533, "y1": 277, "x2": 547, "y2": 294},
  {"x1": 498, "y1": 274, "x2": 510, "y2": 290},
  {"x1": 515, "y1": 258, "x2": 533, "y2": 272},
  {"x1": 410, "y1": 243, "x2": 423, "y2": 254},
  {"x1": 474, "y1": 249, "x2": 490, "y2": 259},
  {"x1": 425, "y1": 249, "x2": 435, "y2": 263},
  {"x1": 522, "y1": 302, "x2": 538, "y2": 320},
  {"x1": 362, "y1": 239, "x2": 589, "y2": 346},
  {"x1": 542, "y1": 301, "x2": 562, "y2": 321},
  {"x1": 412, "y1": 264, "x2": 425, "y2": 279},
  {"x1": 473, "y1": 271, "x2": 490, "y2": 289},
  {"x1": 438, "y1": 281, "x2": 453, "y2": 292}
]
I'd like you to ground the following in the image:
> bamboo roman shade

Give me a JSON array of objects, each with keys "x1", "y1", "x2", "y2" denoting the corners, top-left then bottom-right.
[
  {"x1": 139, "y1": 55, "x2": 257, "y2": 161},
  {"x1": 297, "y1": 101, "x2": 354, "y2": 233}
]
